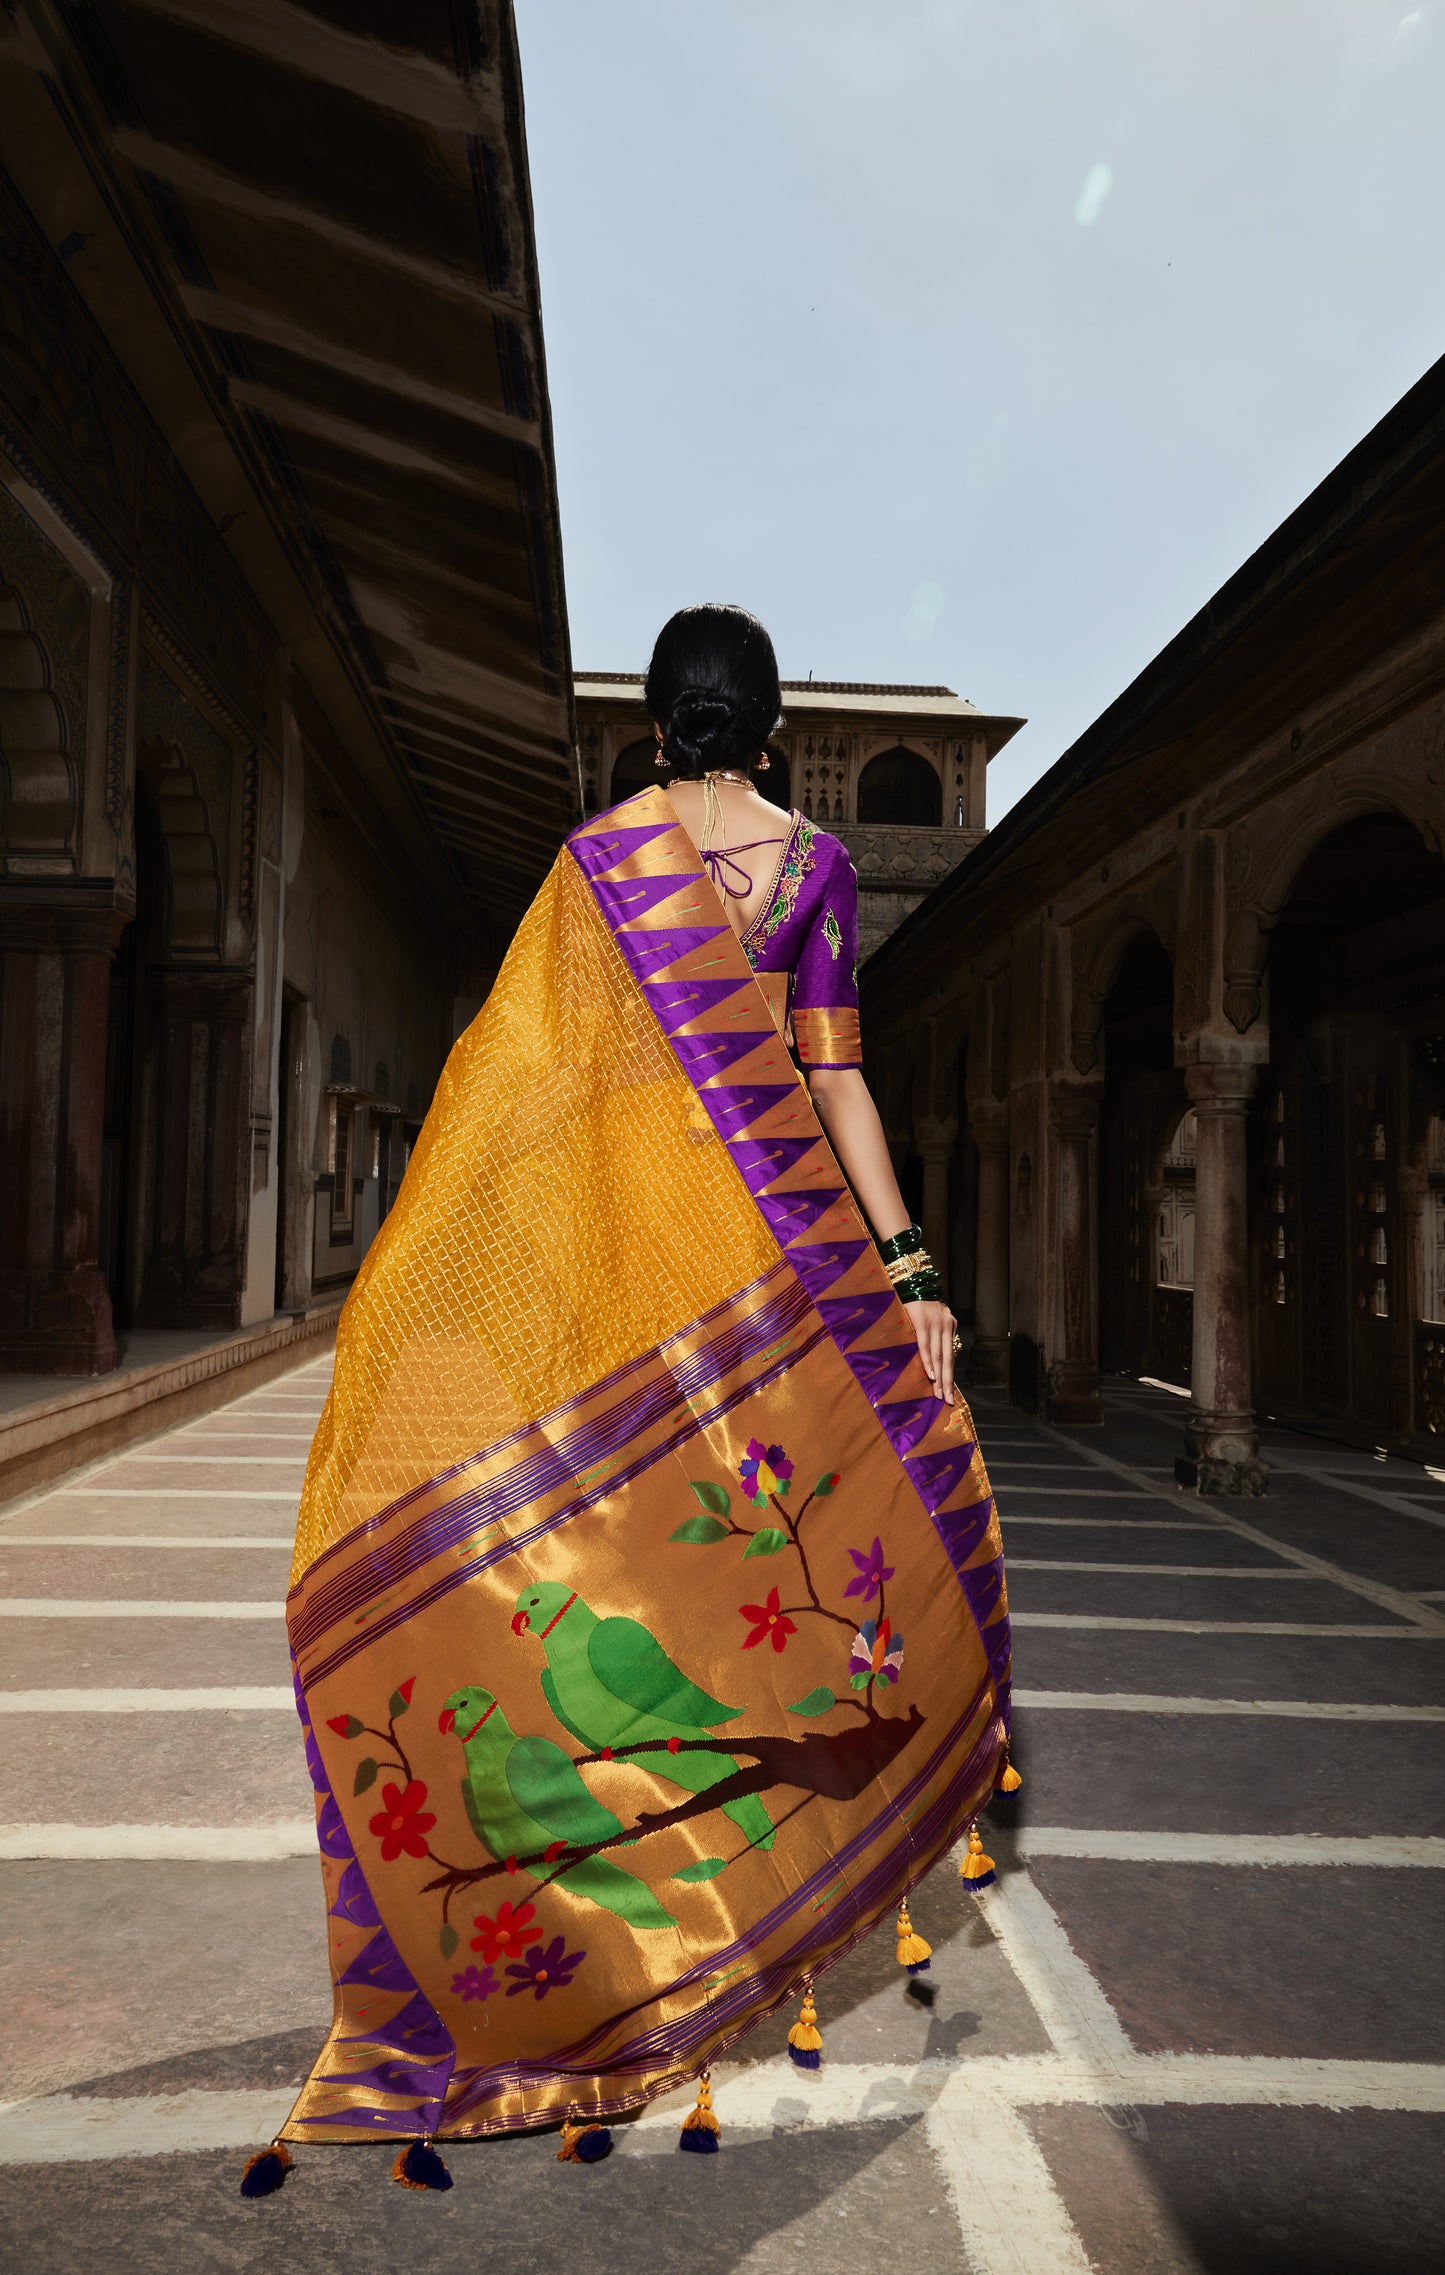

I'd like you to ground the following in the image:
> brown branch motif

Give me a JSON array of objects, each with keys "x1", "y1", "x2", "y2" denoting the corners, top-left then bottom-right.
[{"x1": 320, "y1": 1436, "x2": 918, "y2": 1961}]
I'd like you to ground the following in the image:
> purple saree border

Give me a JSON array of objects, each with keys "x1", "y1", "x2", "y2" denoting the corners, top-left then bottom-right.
[
  {"x1": 566, "y1": 804, "x2": 1011, "y2": 1712},
  {"x1": 291, "y1": 1265, "x2": 809, "y2": 1657},
  {"x1": 290, "y1": 1660, "x2": 457, "y2": 2137},
  {"x1": 297, "y1": 1302, "x2": 830, "y2": 1691}
]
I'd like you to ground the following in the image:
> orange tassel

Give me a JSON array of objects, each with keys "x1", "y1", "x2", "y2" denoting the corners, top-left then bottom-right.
[
  {"x1": 787, "y1": 1981, "x2": 823, "y2": 2069},
  {"x1": 557, "y1": 2111, "x2": 613, "y2": 2164},
  {"x1": 679, "y1": 2067, "x2": 721, "y2": 2152},
  {"x1": 959, "y1": 1825, "x2": 997, "y2": 1889},
  {"x1": 997, "y1": 1750, "x2": 1022, "y2": 1794},
  {"x1": 895, "y1": 1899, "x2": 932, "y2": 1973}
]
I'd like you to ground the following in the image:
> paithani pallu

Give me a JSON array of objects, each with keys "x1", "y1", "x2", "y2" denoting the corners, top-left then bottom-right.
[{"x1": 283, "y1": 787, "x2": 1010, "y2": 2144}]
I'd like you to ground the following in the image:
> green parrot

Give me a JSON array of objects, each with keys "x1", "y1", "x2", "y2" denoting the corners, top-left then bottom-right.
[
  {"x1": 510, "y1": 1582, "x2": 776, "y2": 1854},
  {"x1": 441, "y1": 1684, "x2": 678, "y2": 1932}
]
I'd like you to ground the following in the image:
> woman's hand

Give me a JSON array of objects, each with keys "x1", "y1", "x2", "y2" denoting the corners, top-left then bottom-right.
[{"x1": 905, "y1": 1298, "x2": 958, "y2": 1404}]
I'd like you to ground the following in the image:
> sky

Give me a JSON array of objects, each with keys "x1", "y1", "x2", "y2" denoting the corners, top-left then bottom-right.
[{"x1": 515, "y1": 0, "x2": 1445, "y2": 819}]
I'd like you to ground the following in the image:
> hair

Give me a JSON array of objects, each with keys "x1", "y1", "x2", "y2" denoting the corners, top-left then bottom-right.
[{"x1": 643, "y1": 603, "x2": 783, "y2": 778}]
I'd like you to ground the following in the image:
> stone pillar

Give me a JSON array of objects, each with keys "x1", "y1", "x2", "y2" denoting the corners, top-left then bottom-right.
[
  {"x1": 1048, "y1": 1086, "x2": 1103, "y2": 1424},
  {"x1": 1178, "y1": 1062, "x2": 1266, "y2": 1494},
  {"x1": 136, "y1": 970, "x2": 254, "y2": 1330},
  {"x1": 0, "y1": 900, "x2": 125, "y2": 1373},
  {"x1": 915, "y1": 1119, "x2": 957, "y2": 1287},
  {"x1": 970, "y1": 1099, "x2": 1010, "y2": 1386}
]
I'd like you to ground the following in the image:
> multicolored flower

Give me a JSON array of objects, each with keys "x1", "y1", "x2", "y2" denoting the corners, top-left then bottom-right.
[
  {"x1": 504, "y1": 1934, "x2": 585, "y2": 2000},
  {"x1": 739, "y1": 1438, "x2": 794, "y2": 1506},
  {"x1": 470, "y1": 1898, "x2": 542, "y2": 1964},
  {"x1": 367, "y1": 1778, "x2": 436, "y2": 1861},
  {"x1": 849, "y1": 1617, "x2": 905, "y2": 1689},
  {"x1": 450, "y1": 1964, "x2": 499, "y2": 2003},
  {"x1": 739, "y1": 1585, "x2": 798, "y2": 1653},
  {"x1": 843, "y1": 1536, "x2": 896, "y2": 1602}
]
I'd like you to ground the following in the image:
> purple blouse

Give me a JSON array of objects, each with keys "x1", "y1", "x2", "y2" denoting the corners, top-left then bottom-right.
[{"x1": 736, "y1": 812, "x2": 862, "y2": 1070}]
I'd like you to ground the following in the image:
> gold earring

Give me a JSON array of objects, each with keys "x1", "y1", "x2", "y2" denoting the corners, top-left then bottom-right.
[
  {"x1": 653, "y1": 730, "x2": 668, "y2": 771},
  {"x1": 755, "y1": 748, "x2": 771, "y2": 772}
]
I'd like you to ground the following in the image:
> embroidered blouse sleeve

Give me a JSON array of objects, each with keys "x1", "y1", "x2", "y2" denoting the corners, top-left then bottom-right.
[{"x1": 790, "y1": 843, "x2": 862, "y2": 1069}]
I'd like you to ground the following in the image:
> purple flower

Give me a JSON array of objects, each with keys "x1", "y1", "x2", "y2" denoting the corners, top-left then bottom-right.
[
  {"x1": 843, "y1": 1536, "x2": 896, "y2": 1602},
  {"x1": 738, "y1": 1438, "x2": 794, "y2": 1506},
  {"x1": 450, "y1": 1963, "x2": 498, "y2": 2003},
  {"x1": 504, "y1": 1934, "x2": 585, "y2": 2001}
]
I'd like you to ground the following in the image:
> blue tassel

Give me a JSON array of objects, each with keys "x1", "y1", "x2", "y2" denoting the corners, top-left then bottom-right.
[
  {"x1": 391, "y1": 2139, "x2": 452, "y2": 2191},
  {"x1": 239, "y1": 2142, "x2": 291, "y2": 2197},
  {"x1": 557, "y1": 2116, "x2": 613, "y2": 2163},
  {"x1": 679, "y1": 2126, "x2": 720, "y2": 2152},
  {"x1": 786, "y1": 2044, "x2": 821, "y2": 2070}
]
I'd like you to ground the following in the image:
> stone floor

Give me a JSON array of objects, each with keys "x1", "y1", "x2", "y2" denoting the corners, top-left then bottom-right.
[{"x1": 0, "y1": 1364, "x2": 1442, "y2": 2272}]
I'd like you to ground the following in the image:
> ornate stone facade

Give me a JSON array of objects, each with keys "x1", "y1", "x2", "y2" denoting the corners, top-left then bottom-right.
[
  {"x1": 575, "y1": 676, "x2": 1022, "y2": 960},
  {"x1": 862, "y1": 354, "x2": 1445, "y2": 1485}
]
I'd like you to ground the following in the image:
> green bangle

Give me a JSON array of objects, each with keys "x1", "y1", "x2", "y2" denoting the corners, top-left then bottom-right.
[
  {"x1": 893, "y1": 1268, "x2": 944, "y2": 1305},
  {"x1": 877, "y1": 1222, "x2": 925, "y2": 1266}
]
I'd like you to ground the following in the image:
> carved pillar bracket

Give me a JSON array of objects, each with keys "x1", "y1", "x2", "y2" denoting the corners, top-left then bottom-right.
[
  {"x1": 1048, "y1": 1083, "x2": 1103, "y2": 1426},
  {"x1": 969, "y1": 1095, "x2": 1010, "y2": 1387},
  {"x1": 1178, "y1": 1060, "x2": 1267, "y2": 1496}
]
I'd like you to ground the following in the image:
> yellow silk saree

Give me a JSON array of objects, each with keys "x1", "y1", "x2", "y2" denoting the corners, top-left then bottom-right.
[{"x1": 283, "y1": 790, "x2": 1010, "y2": 2143}]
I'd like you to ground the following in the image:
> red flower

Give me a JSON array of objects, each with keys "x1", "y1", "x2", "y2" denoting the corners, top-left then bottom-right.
[
  {"x1": 470, "y1": 1898, "x2": 543, "y2": 1965},
  {"x1": 739, "y1": 1585, "x2": 798, "y2": 1654},
  {"x1": 327, "y1": 1714, "x2": 361, "y2": 1738},
  {"x1": 367, "y1": 1779, "x2": 435, "y2": 1862}
]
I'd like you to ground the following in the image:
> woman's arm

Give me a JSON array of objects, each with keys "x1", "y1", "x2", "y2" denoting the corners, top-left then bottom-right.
[{"x1": 807, "y1": 1066, "x2": 958, "y2": 1403}]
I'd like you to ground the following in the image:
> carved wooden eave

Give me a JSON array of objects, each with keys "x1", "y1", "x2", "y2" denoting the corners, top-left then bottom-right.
[
  {"x1": 0, "y1": 0, "x2": 574, "y2": 932},
  {"x1": 863, "y1": 350, "x2": 1445, "y2": 1005}
]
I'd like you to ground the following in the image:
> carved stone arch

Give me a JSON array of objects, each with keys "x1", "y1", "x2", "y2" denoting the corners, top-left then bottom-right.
[
  {"x1": 137, "y1": 736, "x2": 223, "y2": 958},
  {"x1": 0, "y1": 582, "x2": 77, "y2": 873},
  {"x1": 1222, "y1": 770, "x2": 1445, "y2": 1033},
  {"x1": 1070, "y1": 895, "x2": 1176, "y2": 1076}
]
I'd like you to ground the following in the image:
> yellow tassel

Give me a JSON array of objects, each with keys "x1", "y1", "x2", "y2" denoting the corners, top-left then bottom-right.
[
  {"x1": 895, "y1": 1899, "x2": 932, "y2": 1973},
  {"x1": 787, "y1": 1981, "x2": 823, "y2": 2069},
  {"x1": 997, "y1": 1751, "x2": 1023, "y2": 1794},
  {"x1": 679, "y1": 2067, "x2": 722, "y2": 2152},
  {"x1": 959, "y1": 1825, "x2": 997, "y2": 1888}
]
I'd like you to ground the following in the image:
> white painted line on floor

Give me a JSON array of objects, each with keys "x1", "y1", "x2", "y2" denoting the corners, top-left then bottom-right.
[
  {"x1": 1007, "y1": 1560, "x2": 1309, "y2": 1578},
  {"x1": 1050, "y1": 1412, "x2": 1445, "y2": 1635},
  {"x1": 0, "y1": 1821, "x2": 314, "y2": 1860},
  {"x1": 992, "y1": 1487, "x2": 1151, "y2": 1499},
  {"x1": 1260, "y1": 1448, "x2": 1445, "y2": 1535},
  {"x1": 6, "y1": 2053, "x2": 1445, "y2": 2167},
  {"x1": 1013, "y1": 1688, "x2": 1445, "y2": 1721},
  {"x1": 1012, "y1": 1827, "x2": 1445, "y2": 1868},
  {"x1": 1002, "y1": 1516, "x2": 1219, "y2": 1530},
  {"x1": 43, "y1": 1491, "x2": 299, "y2": 1502},
  {"x1": 1411, "y1": 1589, "x2": 1445, "y2": 1601},
  {"x1": 926, "y1": 2091, "x2": 1095, "y2": 2274},
  {"x1": 0, "y1": 1536, "x2": 292, "y2": 1548},
  {"x1": 972, "y1": 1866, "x2": 1133, "y2": 2068},
  {"x1": 1009, "y1": 1614, "x2": 1420, "y2": 1637},
  {"x1": 0, "y1": 1599, "x2": 280, "y2": 1619},
  {"x1": 0, "y1": 1687, "x2": 294, "y2": 1712},
  {"x1": 92, "y1": 1456, "x2": 307, "y2": 1469}
]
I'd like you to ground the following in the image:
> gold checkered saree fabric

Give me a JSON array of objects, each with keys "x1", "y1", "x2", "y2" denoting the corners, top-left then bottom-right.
[{"x1": 285, "y1": 796, "x2": 1009, "y2": 2143}]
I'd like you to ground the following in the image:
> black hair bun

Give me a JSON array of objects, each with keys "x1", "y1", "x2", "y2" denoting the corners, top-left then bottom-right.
[
  {"x1": 644, "y1": 603, "x2": 783, "y2": 780},
  {"x1": 666, "y1": 689, "x2": 737, "y2": 771}
]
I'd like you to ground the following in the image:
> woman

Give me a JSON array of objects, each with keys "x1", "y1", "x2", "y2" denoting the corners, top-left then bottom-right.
[{"x1": 264, "y1": 604, "x2": 1009, "y2": 2183}]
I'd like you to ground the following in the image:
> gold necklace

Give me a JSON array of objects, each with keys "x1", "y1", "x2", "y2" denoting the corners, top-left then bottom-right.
[{"x1": 702, "y1": 769, "x2": 751, "y2": 787}]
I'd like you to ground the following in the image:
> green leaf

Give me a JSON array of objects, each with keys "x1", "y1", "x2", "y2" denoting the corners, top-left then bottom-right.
[
  {"x1": 689, "y1": 1480, "x2": 731, "y2": 1516},
  {"x1": 786, "y1": 1687, "x2": 836, "y2": 1717},
  {"x1": 849, "y1": 1671, "x2": 873, "y2": 1691},
  {"x1": 669, "y1": 1514, "x2": 730, "y2": 1545},
  {"x1": 813, "y1": 1471, "x2": 841, "y2": 1497},
  {"x1": 742, "y1": 1527, "x2": 788, "y2": 1559},
  {"x1": 353, "y1": 1757, "x2": 379, "y2": 1796},
  {"x1": 439, "y1": 1923, "x2": 459, "y2": 1961},
  {"x1": 388, "y1": 1686, "x2": 412, "y2": 1720},
  {"x1": 673, "y1": 1856, "x2": 729, "y2": 1883}
]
